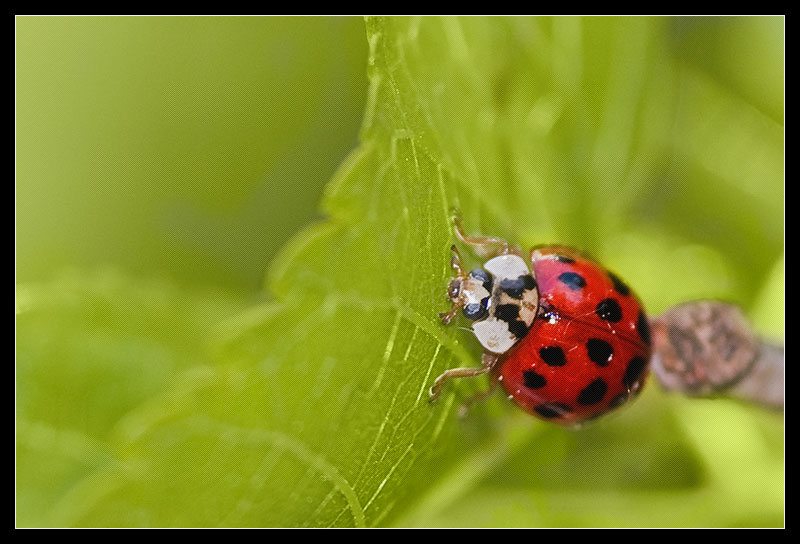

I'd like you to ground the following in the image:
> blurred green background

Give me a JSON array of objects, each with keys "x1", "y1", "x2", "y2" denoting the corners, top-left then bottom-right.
[
  {"x1": 16, "y1": 16, "x2": 783, "y2": 306},
  {"x1": 17, "y1": 16, "x2": 783, "y2": 528},
  {"x1": 17, "y1": 16, "x2": 368, "y2": 292},
  {"x1": 15, "y1": 17, "x2": 783, "y2": 304}
]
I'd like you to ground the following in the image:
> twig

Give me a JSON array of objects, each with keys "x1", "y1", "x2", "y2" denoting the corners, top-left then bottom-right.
[{"x1": 649, "y1": 300, "x2": 783, "y2": 410}]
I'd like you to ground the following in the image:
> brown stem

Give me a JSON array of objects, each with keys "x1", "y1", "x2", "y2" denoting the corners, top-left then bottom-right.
[
  {"x1": 649, "y1": 300, "x2": 783, "y2": 410},
  {"x1": 727, "y1": 341, "x2": 784, "y2": 410}
]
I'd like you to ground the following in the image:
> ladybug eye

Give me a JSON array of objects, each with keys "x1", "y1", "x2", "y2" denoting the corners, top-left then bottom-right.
[
  {"x1": 462, "y1": 302, "x2": 488, "y2": 321},
  {"x1": 447, "y1": 279, "x2": 461, "y2": 300},
  {"x1": 469, "y1": 268, "x2": 491, "y2": 283}
]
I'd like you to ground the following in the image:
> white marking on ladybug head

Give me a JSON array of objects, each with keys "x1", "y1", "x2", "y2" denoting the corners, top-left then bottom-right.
[
  {"x1": 483, "y1": 254, "x2": 530, "y2": 281},
  {"x1": 461, "y1": 276, "x2": 491, "y2": 308},
  {"x1": 472, "y1": 319, "x2": 518, "y2": 354}
]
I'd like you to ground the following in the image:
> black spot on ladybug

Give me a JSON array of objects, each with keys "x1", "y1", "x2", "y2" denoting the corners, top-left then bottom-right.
[
  {"x1": 608, "y1": 393, "x2": 629, "y2": 410},
  {"x1": 523, "y1": 275, "x2": 537, "y2": 290},
  {"x1": 577, "y1": 378, "x2": 608, "y2": 405},
  {"x1": 608, "y1": 271, "x2": 631, "y2": 296},
  {"x1": 558, "y1": 272, "x2": 586, "y2": 290},
  {"x1": 586, "y1": 338, "x2": 614, "y2": 366},
  {"x1": 553, "y1": 254, "x2": 575, "y2": 264},
  {"x1": 499, "y1": 277, "x2": 525, "y2": 299},
  {"x1": 499, "y1": 274, "x2": 537, "y2": 299},
  {"x1": 462, "y1": 302, "x2": 487, "y2": 321},
  {"x1": 637, "y1": 310, "x2": 651, "y2": 346},
  {"x1": 534, "y1": 402, "x2": 572, "y2": 418},
  {"x1": 623, "y1": 356, "x2": 648, "y2": 389},
  {"x1": 523, "y1": 369, "x2": 547, "y2": 389},
  {"x1": 539, "y1": 346, "x2": 567, "y2": 366},
  {"x1": 508, "y1": 320, "x2": 530, "y2": 339},
  {"x1": 494, "y1": 303, "x2": 520, "y2": 323},
  {"x1": 495, "y1": 303, "x2": 530, "y2": 339},
  {"x1": 595, "y1": 298, "x2": 623, "y2": 323}
]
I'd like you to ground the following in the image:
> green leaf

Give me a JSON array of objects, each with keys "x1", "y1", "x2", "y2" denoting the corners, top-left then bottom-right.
[
  {"x1": 21, "y1": 17, "x2": 482, "y2": 528},
  {"x1": 17, "y1": 16, "x2": 782, "y2": 528},
  {"x1": 16, "y1": 270, "x2": 245, "y2": 527}
]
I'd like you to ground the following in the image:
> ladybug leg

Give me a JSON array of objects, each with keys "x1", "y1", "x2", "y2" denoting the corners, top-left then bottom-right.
[
  {"x1": 439, "y1": 245, "x2": 468, "y2": 325},
  {"x1": 429, "y1": 351, "x2": 501, "y2": 404},
  {"x1": 428, "y1": 366, "x2": 491, "y2": 403},
  {"x1": 452, "y1": 215, "x2": 522, "y2": 258},
  {"x1": 448, "y1": 243, "x2": 467, "y2": 277},
  {"x1": 457, "y1": 357, "x2": 501, "y2": 417}
]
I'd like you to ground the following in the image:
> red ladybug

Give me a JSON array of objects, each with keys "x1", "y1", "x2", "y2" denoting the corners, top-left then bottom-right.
[{"x1": 431, "y1": 221, "x2": 651, "y2": 427}]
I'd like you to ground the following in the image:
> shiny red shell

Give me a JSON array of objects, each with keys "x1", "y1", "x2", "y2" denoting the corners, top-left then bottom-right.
[{"x1": 496, "y1": 246, "x2": 651, "y2": 426}]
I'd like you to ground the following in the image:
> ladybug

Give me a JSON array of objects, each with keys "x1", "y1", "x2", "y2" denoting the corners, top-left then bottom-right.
[{"x1": 430, "y1": 218, "x2": 651, "y2": 427}]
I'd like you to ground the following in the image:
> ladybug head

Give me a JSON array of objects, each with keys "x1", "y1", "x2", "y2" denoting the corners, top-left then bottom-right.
[{"x1": 439, "y1": 268, "x2": 492, "y2": 325}]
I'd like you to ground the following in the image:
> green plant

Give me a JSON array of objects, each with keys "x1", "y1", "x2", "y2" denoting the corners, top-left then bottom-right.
[{"x1": 17, "y1": 16, "x2": 783, "y2": 528}]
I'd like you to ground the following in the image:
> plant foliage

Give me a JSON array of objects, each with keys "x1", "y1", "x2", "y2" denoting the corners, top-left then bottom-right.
[{"x1": 17, "y1": 16, "x2": 783, "y2": 527}]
